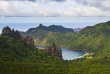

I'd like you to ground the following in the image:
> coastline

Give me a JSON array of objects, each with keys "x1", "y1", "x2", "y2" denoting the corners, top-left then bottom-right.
[
  {"x1": 74, "y1": 52, "x2": 89, "y2": 60},
  {"x1": 36, "y1": 45, "x2": 89, "y2": 60}
]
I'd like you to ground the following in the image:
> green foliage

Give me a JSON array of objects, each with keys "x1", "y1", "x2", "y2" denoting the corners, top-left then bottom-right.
[
  {"x1": 1, "y1": 22, "x2": 110, "y2": 73},
  {"x1": 27, "y1": 22, "x2": 110, "y2": 57},
  {"x1": 0, "y1": 36, "x2": 110, "y2": 74}
]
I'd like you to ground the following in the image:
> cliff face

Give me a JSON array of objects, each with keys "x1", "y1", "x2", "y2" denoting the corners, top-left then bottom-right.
[
  {"x1": 44, "y1": 43, "x2": 62, "y2": 58},
  {"x1": 24, "y1": 35, "x2": 35, "y2": 47},
  {"x1": 1, "y1": 26, "x2": 23, "y2": 39},
  {"x1": 1, "y1": 26, "x2": 35, "y2": 47}
]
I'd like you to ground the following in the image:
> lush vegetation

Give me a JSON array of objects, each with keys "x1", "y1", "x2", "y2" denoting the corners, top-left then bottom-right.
[
  {"x1": 22, "y1": 24, "x2": 75, "y2": 46},
  {"x1": 1, "y1": 21, "x2": 110, "y2": 73},
  {"x1": 0, "y1": 36, "x2": 110, "y2": 74},
  {"x1": 23, "y1": 22, "x2": 110, "y2": 53}
]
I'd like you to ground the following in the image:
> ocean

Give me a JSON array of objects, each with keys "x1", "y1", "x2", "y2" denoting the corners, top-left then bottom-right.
[{"x1": 0, "y1": 17, "x2": 110, "y2": 33}]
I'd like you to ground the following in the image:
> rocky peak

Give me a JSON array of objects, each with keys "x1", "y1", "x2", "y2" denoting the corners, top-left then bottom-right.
[
  {"x1": 1, "y1": 26, "x2": 22, "y2": 39},
  {"x1": 1, "y1": 26, "x2": 11, "y2": 37},
  {"x1": 39, "y1": 24, "x2": 43, "y2": 27},
  {"x1": 107, "y1": 21, "x2": 110, "y2": 24},
  {"x1": 24, "y1": 35, "x2": 35, "y2": 47},
  {"x1": 1, "y1": 26, "x2": 35, "y2": 47},
  {"x1": 44, "y1": 43, "x2": 62, "y2": 58}
]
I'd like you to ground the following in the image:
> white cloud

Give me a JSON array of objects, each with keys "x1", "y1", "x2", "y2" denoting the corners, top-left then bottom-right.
[
  {"x1": 63, "y1": 6, "x2": 110, "y2": 16},
  {"x1": 0, "y1": 0, "x2": 110, "y2": 17},
  {"x1": 74, "y1": 0, "x2": 110, "y2": 11}
]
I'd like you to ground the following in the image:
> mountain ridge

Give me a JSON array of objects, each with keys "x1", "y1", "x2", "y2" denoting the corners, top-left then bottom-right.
[
  {"x1": 21, "y1": 21, "x2": 110, "y2": 54},
  {"x1": 1, "y1": 22, "x2": 110, "y2": 73},
  {"x1": 26, "y1": 24, "x2": 75, "y2": 34}
]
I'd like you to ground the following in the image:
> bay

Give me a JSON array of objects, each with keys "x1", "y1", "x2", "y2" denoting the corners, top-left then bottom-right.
[{"x1": 36, "y1": 46, "x2": 88, "y2": 60}]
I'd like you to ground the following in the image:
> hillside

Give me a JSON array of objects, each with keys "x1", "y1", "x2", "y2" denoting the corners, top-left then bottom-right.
[
  {"x1": 0, "y1": 34, "x2": 110, "y2": 74},
  {"x1": 0, "y1": 24, "x2": 110, "y2": 73},
  {"x1": 22, "y1": 24, "x2": 75, "y2": 46},
  {"x1": 67, "y1": 21, "x2": 110, "y2": 53},
  {"x1": 26, "y1": 24, "x2": 74, "y2": 34},
  {"x1": 22, "y1": 21, "x2": 110, "y2": 55}
]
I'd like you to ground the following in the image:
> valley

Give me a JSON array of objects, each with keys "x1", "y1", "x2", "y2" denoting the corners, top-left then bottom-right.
[{"x1": 0, "y1": 21, "x2": 110, "y2": 73}]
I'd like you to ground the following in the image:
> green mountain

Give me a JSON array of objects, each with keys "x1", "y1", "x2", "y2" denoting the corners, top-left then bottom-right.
[
  {"x1": 23, "y1": 21, "x2": 110, "y2": 55},
  {"x1": 22, "y1": 24, "x2": 75, "y2": 46},
  {"x1": 26, "y1": 24, "x2": 74, "y2": 34},
  {"x1": 1, "y1": 23, "x2": 110, "y2": 73}
]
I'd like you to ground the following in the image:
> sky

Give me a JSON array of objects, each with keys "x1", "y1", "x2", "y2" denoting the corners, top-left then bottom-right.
[
  {"x1": 0, "y1": 0, "x2": 110, "y2": 33},
  {"x1": 0, "y1": 0, "x2": 110, "y2": 17}
]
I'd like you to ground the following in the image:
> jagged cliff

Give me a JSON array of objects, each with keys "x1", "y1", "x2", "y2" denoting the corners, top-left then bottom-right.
[
  {"x1": 44, "y1": 43, "x2": 62, "y2": 58},
  {"x1": 24, "y1": 35, "x2": 35, "y2": 47},
  {"x1": 1, "y1": 26, "x2": 35, "y2": 47},
  {"x1": 1, "y1": 26, "x2": 23, "y2": 39}
]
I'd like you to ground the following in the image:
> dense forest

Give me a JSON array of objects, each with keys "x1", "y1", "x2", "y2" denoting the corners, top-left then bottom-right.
[
  {"x1": 0, "y1": 21, "x2": 110, "y2": 73},
  {"x1": 0, "y1": 35, "x2": 110, "y2": 74},
  {"x1": 23, "y1": 21, "x2": 110, "y2": 53}
]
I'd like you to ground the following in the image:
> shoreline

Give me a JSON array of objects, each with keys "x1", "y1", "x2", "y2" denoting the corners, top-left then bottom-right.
[
  {"x1": 61, "y1": 47, "x2": 87, "y2": 52},
  {"x1": 36, "y1": 45, "x2": 89, "y2": 60},
  {"x1": 73, "y1": 52, "x2": 89, "y2": 60},
  {"x1": 35, "y1": 45, "x2": 87, "y2": 52}
]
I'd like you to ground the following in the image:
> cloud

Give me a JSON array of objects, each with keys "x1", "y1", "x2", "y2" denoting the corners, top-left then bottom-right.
[
  {"x1": 52, "y1": 0, "x2": 66, "y2": 2},
  {"x1": 0, "y1": 0, "x2": 110, "y2": 17},
  {"x1": 63, "y1": 6, "x2": 110, "y2": 17},
  {"x1": 74, "y1": 0, "x2": 110, "y2": 11},
  {"x1": 0, "y1": 0, "x2": 36, "y2": 1},
  {"x1": 0, "y1": 0, "x2": 66, "y2": 2},
  {"x1": 0, "y1": 1, "x2": 34, "y2": 16}
]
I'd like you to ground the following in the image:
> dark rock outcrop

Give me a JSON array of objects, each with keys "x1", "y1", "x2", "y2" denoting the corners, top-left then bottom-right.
[
  {"x1": 1, "y1": 26, "x2": 12, "y2": 38},
  {"x1": 1, "y1": 26, "x2": 23, "y2": 39},
  {"x1": 24, "y1": 35, "x2": 35, "y2": 47},
  {"x1": 1, "y1": 26, "x2": 35, "y2": 47},
  {"x1": 44, "y1": 47, "x2": 51, "y2": 55},
  {"x1": 44, "y1": 43, "x2": 62, "y2": 58}
]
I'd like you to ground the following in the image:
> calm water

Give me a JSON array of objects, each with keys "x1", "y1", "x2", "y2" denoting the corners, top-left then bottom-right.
[
  {"x1": 36, "y1": 46, "x2": 87, "y2": 60},
  {"x1": 61, "y1": 47, "x2": 87, "y2": 60},
  {"x1": 36, "y1": 46, "x2": 45, "y2": 49}
]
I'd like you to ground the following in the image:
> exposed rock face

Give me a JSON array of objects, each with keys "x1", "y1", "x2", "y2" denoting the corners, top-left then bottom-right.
[
  {"x1": 24, "y1": 35, "x2": 35, "y2": 47},
  {"x1": 44, "y1": 47, "x2": 51, "y2": 55},
  {"x1": 1, "y1": 26, "x2": 22, "y2": 39},
  {"x1": 1, "y1": 26, "x2": 12, "y2": 38},
  {"x1": 44, "y1": 43, "x2": 62, "y2": 58},
  {"x1": 1, "y1": 26, "x2": 35, "y2": 47}
]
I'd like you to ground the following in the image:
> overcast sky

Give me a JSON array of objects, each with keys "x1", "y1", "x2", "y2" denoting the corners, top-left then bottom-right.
[{"x1": 0, "y1": 0, "x2": 110, "y2": 17}]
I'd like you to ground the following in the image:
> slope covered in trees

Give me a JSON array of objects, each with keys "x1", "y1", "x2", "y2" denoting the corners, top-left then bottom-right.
[
  {"x1": 26, "y1": 24, "x2": 74, "y2": 34},
  {"x1": 22, "y1": 24, "x2": 75, "y2": 46},
  {"x1": 0, "y1": 23, "x2": 110, "y2": 73},
  {"x1": 23, "y1": 22, "x2": 110, "y2": 54},
  {"x1": 0, "y1": 36, "x2": 110, "y2": 74}
]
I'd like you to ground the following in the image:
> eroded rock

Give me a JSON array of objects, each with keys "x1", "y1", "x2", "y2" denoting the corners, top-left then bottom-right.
[
  {"x1": 1, "y1": 26, "x2": 35, "y2": 47},
  {"x1": 1, "y1": 26, "x2": 22, "y2": 39},
  {"x1": 44, "y1": 43, "x2": 62, "y2": 58},
  {"x1": 24, "y1": 35, "x2": 35, "y2": 47}
]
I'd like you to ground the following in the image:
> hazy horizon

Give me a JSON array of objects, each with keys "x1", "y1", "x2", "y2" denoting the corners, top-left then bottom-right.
[{"x1": 0, "y1": 16, "x2": 110, "y2": 34}]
